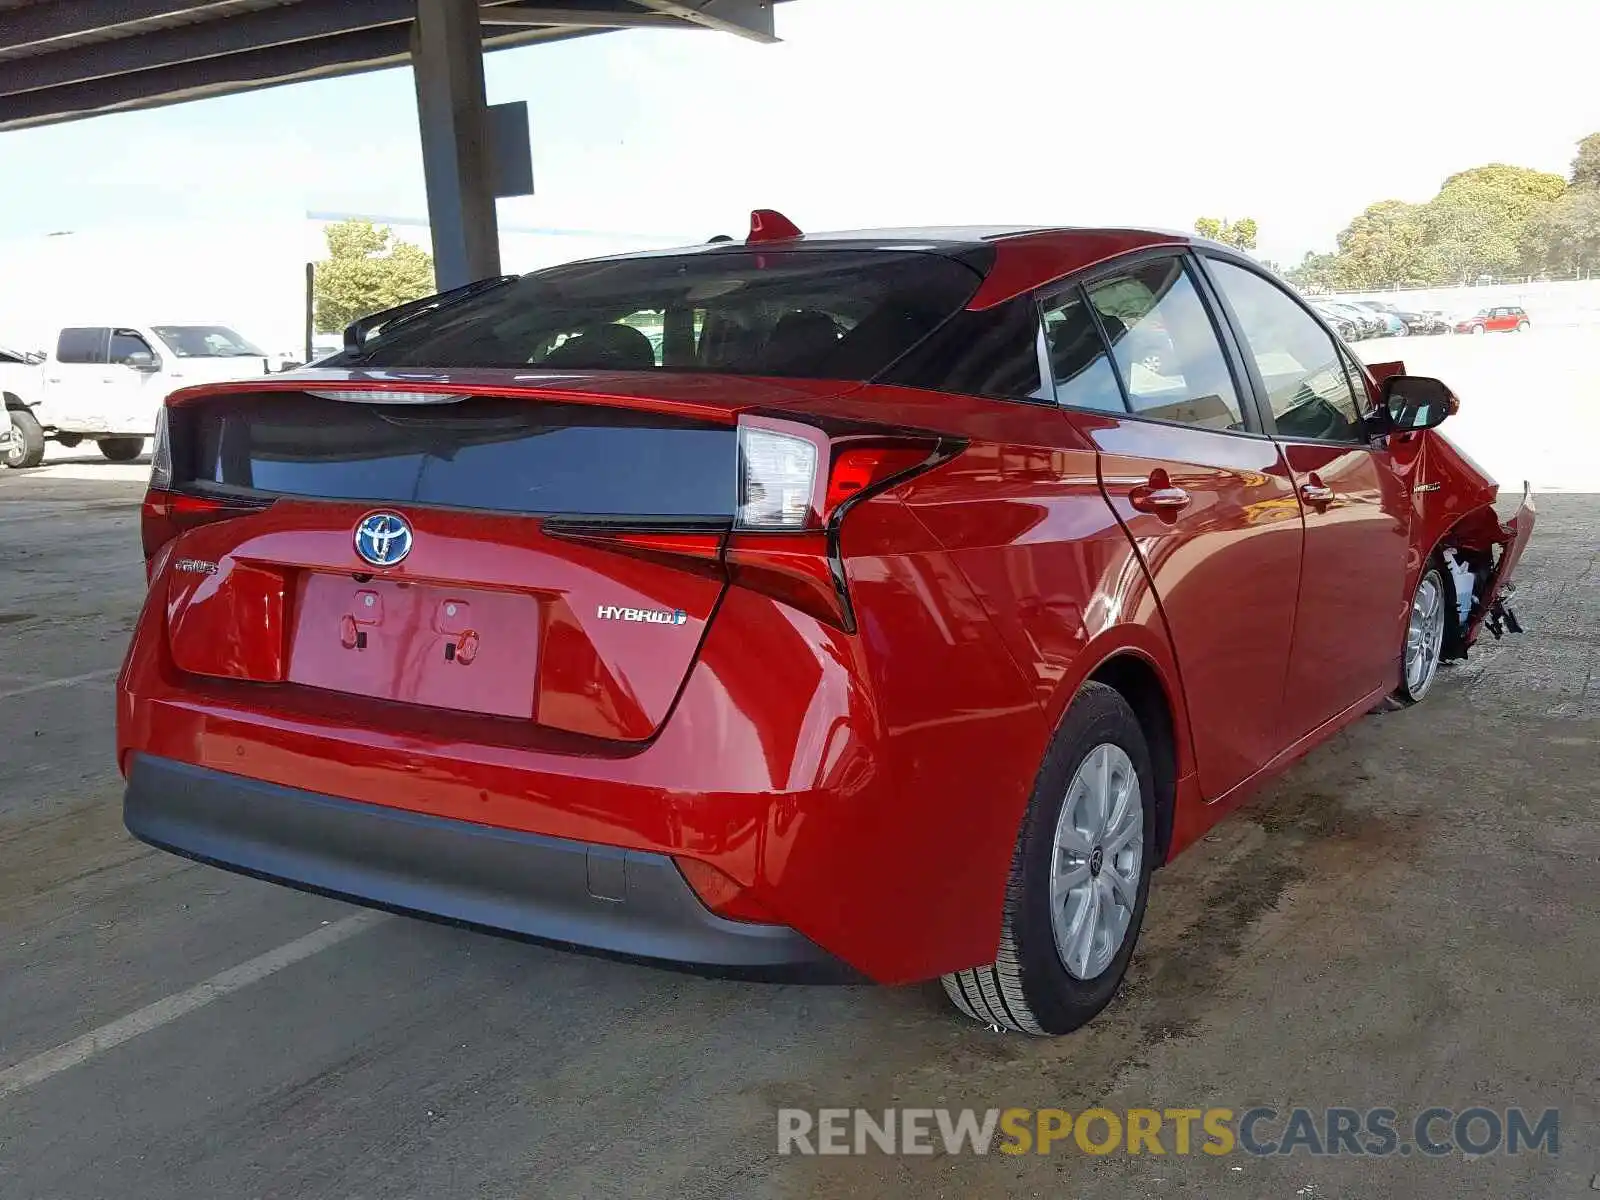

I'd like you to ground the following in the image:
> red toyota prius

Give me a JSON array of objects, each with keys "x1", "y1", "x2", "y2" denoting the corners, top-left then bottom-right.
[{"x1": 118, "y1": 215, "x2": 1535, "y2": 1035}]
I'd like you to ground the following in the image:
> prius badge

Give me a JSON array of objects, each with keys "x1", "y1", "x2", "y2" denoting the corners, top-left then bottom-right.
[{"x1": 354, "y1": 512, "x2": 413, "y2": 567}]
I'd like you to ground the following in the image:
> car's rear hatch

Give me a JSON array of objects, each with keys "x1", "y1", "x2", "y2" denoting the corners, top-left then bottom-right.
[{"x1": 149, "y1": 381, "x2": 748, "y2": 743}]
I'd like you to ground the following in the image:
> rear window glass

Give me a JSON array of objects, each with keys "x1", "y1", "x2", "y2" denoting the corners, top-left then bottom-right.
[
  {"x1": 175, "y1": 394, "x2": 735, "y2": 518},
  {"x1": 339, "y1": 249, "x2": 983, "y2": 380}
]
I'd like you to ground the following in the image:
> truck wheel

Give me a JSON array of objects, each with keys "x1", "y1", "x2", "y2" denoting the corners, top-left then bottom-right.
[
  {"x1": 97, "y1": 437, "x2": 145, "y2": 462},
  {"x1": 942, "y1": 682, "x2": 1154, "y2": 1035},
  {"x1": 5, "y1": 407, "x2": 46, "y2": 469}
]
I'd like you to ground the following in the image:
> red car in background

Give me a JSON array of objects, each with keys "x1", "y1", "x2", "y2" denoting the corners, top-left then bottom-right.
[
  {"x1": 118, "y1": 215, "x2": 1534, "y2": 1036},
  {"x1": 1455, "y1": 304, "x2": 1531, "y2": 334}
]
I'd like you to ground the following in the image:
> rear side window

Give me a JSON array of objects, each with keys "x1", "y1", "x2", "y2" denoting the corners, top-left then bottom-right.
[
  {"x1": 1040, "y1": 290, "x2": 1124, "y2": 412},
  {"x1": 1205, "y1": 258, "x2": 1364, "y2": 442},
  {"x1": 880, "y1": 295, "x2": 1045, "y2": 400},
  {"x1": 175, "y1": 394, "x2": 735, "y2": 518},
  {"x1": 56, "y1": 327, "x2": 108, "y2": 364},
  {"x1": 1086, "y1": 259, "x2": 1246, "y2": 432},
  {"x1": 345, "y1": 249, "x2": 983, "y2": 382}
]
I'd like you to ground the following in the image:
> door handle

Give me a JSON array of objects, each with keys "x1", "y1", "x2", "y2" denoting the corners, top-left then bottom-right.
[
  {"x1": 1300, "y1": 483, "x2": 1335, "y2": 505},
  {"x1": 1130, "y1": 483, "x2": 1192, "y2": 515}
]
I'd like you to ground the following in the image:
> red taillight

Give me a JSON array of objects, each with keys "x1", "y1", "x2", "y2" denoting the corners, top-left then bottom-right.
[
  {"x1": 823, "y1": 445, "x2": 938, "y2": 515},
  {"x1": 140, "y1": 489, "x2": 271, "y2": 567}
]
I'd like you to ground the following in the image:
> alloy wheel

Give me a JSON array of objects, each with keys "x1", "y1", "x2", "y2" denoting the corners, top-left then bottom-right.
[
  {"x1": 1405, "y1": 569, "x2": 1447, "y2": 700},
  {"x1": 1049, "y1": 743, "x2": 1143, "y2": 980}
]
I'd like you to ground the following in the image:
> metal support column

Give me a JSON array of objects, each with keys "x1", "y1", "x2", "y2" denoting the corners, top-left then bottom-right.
[{"x1": 411, "y1": 0, "x2": 500, "y2": 288}]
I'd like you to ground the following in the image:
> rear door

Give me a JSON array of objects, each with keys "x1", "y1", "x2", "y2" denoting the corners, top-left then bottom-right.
[
  {"x1": 1199, "y1": 254, "x2": 1411, "y2": 738},
  {"x1": 158, "y1": 390, "x2": 737, "y2": 742},
  {"x1": 42, "y1": 327, "x2": 112, "y2": 432},
  {"x1": 1056, "y1": 253, "x2": 1304, "y2": 802}
]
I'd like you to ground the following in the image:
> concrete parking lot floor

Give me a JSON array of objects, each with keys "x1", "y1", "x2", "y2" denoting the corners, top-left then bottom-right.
[{"x1": 2, "y1": 484, "x2": 1597, "y2": 1199}]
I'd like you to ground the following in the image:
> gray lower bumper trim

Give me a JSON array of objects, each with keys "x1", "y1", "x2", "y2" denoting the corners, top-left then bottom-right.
[{"x1": 124, "y1": 754, "x2": 831, "y2": 971}]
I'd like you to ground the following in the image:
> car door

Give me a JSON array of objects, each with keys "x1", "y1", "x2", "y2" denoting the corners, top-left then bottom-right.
[
  {"x1": 1198, "y1": 255, "x2": 1411, "y2": 741},
  {"x1": 1051, "y1": 254, "x2": 1305, "y2": 803},
  {"x1": 105, "y1": 328, "x2": 164, "y2": 434},
  {"x1": 41, "y1": 327, "x2": 112, "y2": 433}
]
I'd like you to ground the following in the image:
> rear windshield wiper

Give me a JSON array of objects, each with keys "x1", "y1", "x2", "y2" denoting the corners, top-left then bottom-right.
[{"x1": 343, "y1": 274, "x2": 520, "y2": 358}]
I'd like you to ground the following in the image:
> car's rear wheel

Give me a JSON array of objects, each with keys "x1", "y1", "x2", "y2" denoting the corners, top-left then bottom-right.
[
  {"x1": 5, "y1": 407, "x2": 46, "y2": 469},
  {"x1": 942, "y1": 682, "x2": 1154, "y2": 1035},
  {"x1": 97, "y1": 436, "x2": 145, "y2": 462},
  {"x1": 1517, "y1": 320, "x2": 1530, "y2": 332},
  {"x1": 1398, "y1": 563, "x2": 1450, "y2": 704}
]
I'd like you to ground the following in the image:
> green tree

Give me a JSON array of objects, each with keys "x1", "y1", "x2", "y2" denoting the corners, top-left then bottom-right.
[
  {"x1": 312, "y1": 220, "x2": 436, "y2": 334},
  {"x1": 1194, "y1": 216, "x2": 1258, "y2": 250},
  {"x1": 1569, "y1": 132, "x2": 1600, "y2": 190},
  {"x1": 1523, "y1": 188, "x2": 1600, "y2": 275},
  {"x1": 1285, "y1": 250, "x2": 1340, "y2": 292},
  {"x1": 1416, "y1": 164, "x2": 1565, "y2": 281},
  {"x1": 1332, "y1": 200, "x2": 1429, "y2": 289}
]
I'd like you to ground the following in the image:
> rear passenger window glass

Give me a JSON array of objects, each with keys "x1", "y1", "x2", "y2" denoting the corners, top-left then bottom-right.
[
  {"x1": 1086, "y1": 260, "x2": 1246, "y2": 432},
  {"x1": 1041, "y1": 291, "x2": 1125, "y2": 412},
  {"x1": 56, "y1": 327, "x2": 106, "y2": 364},
  {"x1": 880, "y1": 295, "x2": 1045, "y2": 401},
  {"x1": 1206, "y1": 259, "x2": 1364, "y2": 442}
]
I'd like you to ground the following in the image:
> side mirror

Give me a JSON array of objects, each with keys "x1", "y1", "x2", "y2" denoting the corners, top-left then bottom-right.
[
  {"x1": 124, "y1": 350, "x2": 161, "y2": 372},
  {"x1": 1381, "y1": 374, "x2": 1457, "y2": 432}
]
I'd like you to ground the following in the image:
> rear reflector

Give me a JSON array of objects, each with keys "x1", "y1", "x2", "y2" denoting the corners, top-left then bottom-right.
[{"x1": 676, "y1": 857, "x2": 778, "y2": 923}]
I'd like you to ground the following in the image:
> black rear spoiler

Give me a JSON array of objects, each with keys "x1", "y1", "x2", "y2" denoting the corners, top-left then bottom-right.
[{"x1": 343, "y1": 274, "x2": 519, "y2": 354}]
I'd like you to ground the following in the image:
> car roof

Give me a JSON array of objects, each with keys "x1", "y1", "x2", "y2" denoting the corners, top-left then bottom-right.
[{"x1": 585, "y1": 224, "x2": 1208, "y2": 310}]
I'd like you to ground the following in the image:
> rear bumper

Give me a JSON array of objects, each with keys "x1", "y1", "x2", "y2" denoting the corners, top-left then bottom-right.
[{"x1": 124, "y1": 754, "x2": 837, "y2": 974}]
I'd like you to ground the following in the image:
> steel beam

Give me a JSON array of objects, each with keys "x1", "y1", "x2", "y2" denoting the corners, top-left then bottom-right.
[
  {"x1": 0, "y1": 2, "x2": 415, "y2": 97},
  {"x1": 413, "y1": 0, "x2": 501, "y2": 287},
  {"x1": 0, "y1": 23, "x2": 589, "y2": 131},
  {"x1": 0, "y1": 0, "x2": 241, "y2": 54},
  {"x1": 477, "y1": 5, "x2": 682, "y2": 28},
  {"x1": 629, "y1": 0, "x2": 776, "y2": 42}
]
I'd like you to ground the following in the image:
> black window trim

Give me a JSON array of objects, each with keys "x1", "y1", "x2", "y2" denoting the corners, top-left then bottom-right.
[
  {"x1": 1190, "y1": 249, "x2": 1373, "y2": 448},
  {"x1": 1039, "y1": 247, "x2": 1270, "y2": 440}
]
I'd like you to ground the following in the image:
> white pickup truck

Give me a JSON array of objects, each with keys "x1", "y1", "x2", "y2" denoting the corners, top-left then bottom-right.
[{"x1": 3, "y1": 324, "x2": 271, "y2": 469}]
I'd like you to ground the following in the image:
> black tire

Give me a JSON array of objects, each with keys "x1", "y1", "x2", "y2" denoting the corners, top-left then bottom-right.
[
  {"x1": 5, "y1": 406, "x2": 46, "y2": 469},
  {"x1": 1516, "y1": 320, "x2": 1530, "y2": 332},
  {"x1": 942, "y1": 682, "x2": 1156, "y2": 1035},
  {"x1": 97, "y1": 436, "x2": 145, "y2": 462}
]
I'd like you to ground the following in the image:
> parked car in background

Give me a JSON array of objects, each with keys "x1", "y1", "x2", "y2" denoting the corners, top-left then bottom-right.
[
  {"x1": 1358, "y1": 300, "x2": 1448, "y2": 337},
  {"x1": 120, "y1": 216, "x2": 1535, "y2": 1037},
  {"x1": 1315, "y1": 300, "x2": 1387, "y2": 340},
  {"x1": 3, "y1": 322, "x2": 271, "y2": 468},
  {"x1": 1309, "y1": 302, "x2": 1359, "y2": 341},
  {"x1": 1, "y1": 343, "x2": 45, "y2": 469},
  {"x1": 1344, "y1": 301, "x2": 1406, "y2": 337},
  {"x1": 1454, "y1": 306, "x2": 1530, "y2": 335}
]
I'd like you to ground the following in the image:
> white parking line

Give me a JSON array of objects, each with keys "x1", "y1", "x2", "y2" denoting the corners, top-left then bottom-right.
[
  {"x1": 0, "y1": 910, "x2": 388, "y2": 1101},
  {"x1": 0, "y1": 669, "x2": 119, "y2": 702}
]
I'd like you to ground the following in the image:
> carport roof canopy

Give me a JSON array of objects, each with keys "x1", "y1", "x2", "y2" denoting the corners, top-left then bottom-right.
[{"x1": 0, "y1": 1, "x2": 784, "y2": 131}]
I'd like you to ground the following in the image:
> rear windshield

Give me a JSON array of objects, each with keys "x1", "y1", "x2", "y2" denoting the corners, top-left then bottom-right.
[
  {"x1": 174, "y1": 393, "x2": 735, "y2": 518},
  {"x1": 335, "y1": 249, "x2": 984, "y2": 380}
]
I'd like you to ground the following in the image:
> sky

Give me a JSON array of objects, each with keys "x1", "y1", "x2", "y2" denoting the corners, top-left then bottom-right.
[{"x1": 3, "y1": 0, "x2": 1597, "y2": 265}]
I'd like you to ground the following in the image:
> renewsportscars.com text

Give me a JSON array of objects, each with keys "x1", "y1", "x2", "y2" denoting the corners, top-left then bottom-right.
[{"x1": 777, "y1": 1106, "x2": 1559, "y2": 1158}]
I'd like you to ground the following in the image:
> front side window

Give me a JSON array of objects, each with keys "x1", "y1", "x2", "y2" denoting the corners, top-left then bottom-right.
[
  {"x1": 1040, "y1": 290, "x2": 1124, "y2": 412},
  {"x1": 1206, "y1": 258, "x2": 1364, "y2": 443},
  {"x1": 1086, "y1": 258, "x2": 1246, "y2": 432},
  {"x1": 56, "y1": 327, "x2": 107, "y2": 364},
  {"x1": 109, "y1": 329, "x2": 154, "y2": 364}
]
